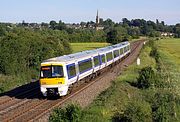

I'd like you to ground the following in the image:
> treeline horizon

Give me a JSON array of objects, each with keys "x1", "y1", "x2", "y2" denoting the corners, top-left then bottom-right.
[
  {"x1": 0, "y1": 18, "x2": 178, "y2": 25},
  {"x1": 1, "y1": 18, "x2": 180, "y2": 44}
]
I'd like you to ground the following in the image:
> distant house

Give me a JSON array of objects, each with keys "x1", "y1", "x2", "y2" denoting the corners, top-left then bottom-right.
[{"x1": 161, "y1": 32, "x2": 174, "y2": 37}]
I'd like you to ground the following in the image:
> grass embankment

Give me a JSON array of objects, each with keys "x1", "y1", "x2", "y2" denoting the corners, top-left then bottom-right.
[{"x1": 70, "y1": 43, "x2": 109, "y2": 53}]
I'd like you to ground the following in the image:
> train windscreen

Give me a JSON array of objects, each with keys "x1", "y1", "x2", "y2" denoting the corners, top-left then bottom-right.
[{"x1": 41, "y1": 66, "x2": 64, "y2": 78}]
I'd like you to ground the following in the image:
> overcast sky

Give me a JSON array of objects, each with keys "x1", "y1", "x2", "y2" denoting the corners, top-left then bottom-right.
[{"x1": 0, "y1": 0, "x2": 179, "y2": 25}]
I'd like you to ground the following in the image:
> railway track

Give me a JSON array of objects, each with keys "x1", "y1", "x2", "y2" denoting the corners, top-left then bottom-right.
[
  {"x1": 0, "y1": 82, "x2": 39, "y2": 105},
  {"x1": 0, "y1": 40, "x2": 144, "y2": 122}
]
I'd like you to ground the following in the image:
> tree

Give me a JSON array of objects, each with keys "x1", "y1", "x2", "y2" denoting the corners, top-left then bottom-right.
[
  {"x1": 57, "y1": 20, "x2": 67, "y2": 30},
  {"x1": 80, "y1": 22, "x2": 86, "y2": 28},
  {"x1": 50, "y1": 20, "x2": 57, "y2": 29},
  {"x1": 122, "y1": 18, "x2": 131, "y2": 26},
  {"x1": 41, "y1": 22, "x2": 49, "y2": 28},
  {"x1": 0, "y1": 25, "x2": 6, "y2": 36},
  {"x1": 103, "y1": 18, "x2": 115, "y2": 28},
  {"x1": 0, "y1": 28, "x2": 72, "y2": 79},
  {"x1": 174, "y1": 24, "x2": 180, "y2": 38},
  {"x1": 156, "y1": 19, "x2": 159, "y2": 25},
  {"x1": 106, "y1": 29, "x2": 118, "y2": 44}
]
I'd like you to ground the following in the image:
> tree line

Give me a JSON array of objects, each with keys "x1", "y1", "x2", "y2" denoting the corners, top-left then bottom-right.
[
  {"x1": 36, "y1": 18, "x2": 180, "y2": 43},
  {"x1": 1, "y1": 18, "x2": 180, "y2": 45}
]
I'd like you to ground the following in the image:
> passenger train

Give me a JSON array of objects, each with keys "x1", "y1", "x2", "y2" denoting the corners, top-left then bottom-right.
[{"x1": 40, "y1": 41, "x2": 131, "y2": 97}]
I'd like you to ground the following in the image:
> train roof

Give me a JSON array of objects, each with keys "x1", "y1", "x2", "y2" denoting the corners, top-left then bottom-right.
[{"x1": 42, "y1": 41, "x2": 130, "y2": 63}]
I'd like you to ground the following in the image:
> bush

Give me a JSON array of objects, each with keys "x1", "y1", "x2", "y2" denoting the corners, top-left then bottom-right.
[
  {"x1": 0, "y1": 87, "x2": 4, "y2": 93},
  {"x1": 112, "y1": 100, "x2": 152, "y2": 122},
  {"x1": 150, "y1": 47, "x2": 160, "y2": 63},
  {"x1": 49, "y1": 104, "x2": 82, "y2": 122},
  {"x1": 151, "y1": 91, "x2": 177, "y2": 122},
  {"x1": 136, "y1": 66, "x2": 158, "y2": 89}
]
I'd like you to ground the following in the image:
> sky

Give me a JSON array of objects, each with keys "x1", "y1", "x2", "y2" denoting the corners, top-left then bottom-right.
[{"x1": 0, "y1": 0, "x2": 179, "y2": 25}]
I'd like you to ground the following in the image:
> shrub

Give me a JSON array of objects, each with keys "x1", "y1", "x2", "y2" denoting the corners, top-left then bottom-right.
[
  {"x1": 136, "y1": 66, "x2": 157, "y2": 89},
  {"x1": 49, "y1": 104, "x2": 82, "y2": 122},
  {"x1": 151, "y1": 91, "x2": 177, "y2": 122},
  {"x1": 0, "y1": 87, "x2": 4, "y2": 93},
  {"x1": 112, "y1": 100, "x2": 152, "y2": 122},
  {"x1": 150, "y1": 47, "x2": 160, "y2": 63}
]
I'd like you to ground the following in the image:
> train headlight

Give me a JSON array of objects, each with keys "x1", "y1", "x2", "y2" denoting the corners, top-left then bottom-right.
[
  {"x1": 58, "y1": 82, "x2": 62, "y2": 84},
  {"x1": 41, "y1": 82, "x2": 46, "y2": 85}
]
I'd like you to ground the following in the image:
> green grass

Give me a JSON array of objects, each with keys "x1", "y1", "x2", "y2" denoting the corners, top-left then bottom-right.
[
  {"x1": 0, "y1": 74, "x2": 29, "y2": 93},
  {"x1": 70, "y1": 43, "x2": 109, "y2": 53},
  {"x1": 157, "y1": 38, "x2": 180, "y2": 95},
  {"x1": 157, "y1": 38, "x2": 180, "y2": 119}
]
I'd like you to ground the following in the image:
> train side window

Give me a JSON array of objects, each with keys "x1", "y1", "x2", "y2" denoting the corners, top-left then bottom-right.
[
  {"x1": 66, "y1": 63, "x2": 76, "y2": 79},
  {"x1": 93, "y1": 56, "x2": 100, "y2": 67},
  {"x1": 113, "y1": 50, "x2": 119, "y2": 58},
  {"x1": 101, "y1": 54, "x2": 105, "y2": 63},
  {"x1": 120, "y1": 48, "x2": 123, "y2": 55},
  {"x1": 124, "y1": 47, "x2": 127, "y2": 52},
  {"x1": 106, "y1": 52, "x2": 113, "y2": 61},
  {"x1": 78, "y1": 58, "x2": 92, "y2": 74}
]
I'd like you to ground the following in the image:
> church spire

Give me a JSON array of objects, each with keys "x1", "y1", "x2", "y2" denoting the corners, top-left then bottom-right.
[
  {"x1": 96, "y1": 10, "x2": 99, "y2": 25},
  {"x1": 96, "y1": 10, "x2": 99, "y2": 30}
]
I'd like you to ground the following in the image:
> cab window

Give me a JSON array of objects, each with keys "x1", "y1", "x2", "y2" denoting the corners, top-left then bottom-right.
[
  {"x1": 41, "y1": 66, "x2": 64, "y2": 78},
  {"x1": 41, "y1": 66, "x2": 51, "y2": 78},
  {"x1": 52, "y1": 66, "x2": 64, "y2": 77}
]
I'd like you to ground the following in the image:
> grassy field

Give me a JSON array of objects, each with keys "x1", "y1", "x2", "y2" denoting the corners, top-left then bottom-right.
[
  {"x1": 157, "y1": 38, "x2": 180, "y2": 119},
  {"x1": 70, "y1": 43, "x2": 109, "y2": 53},
  {"x1": 157, "y1": 38, "x2": 180, "y2": 94}
]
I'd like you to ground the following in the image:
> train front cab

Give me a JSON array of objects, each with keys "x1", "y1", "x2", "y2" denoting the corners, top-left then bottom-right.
[{"x1": 40, "y1": 63, "x2": 69, "y2": 97}]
